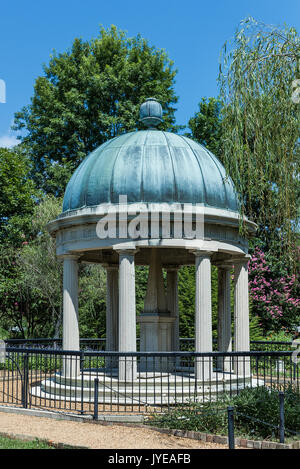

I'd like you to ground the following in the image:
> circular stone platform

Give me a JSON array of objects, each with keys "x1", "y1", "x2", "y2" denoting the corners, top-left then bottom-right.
[{"x1": 31, "y1": 371, "x2": 261, "y2": 406}]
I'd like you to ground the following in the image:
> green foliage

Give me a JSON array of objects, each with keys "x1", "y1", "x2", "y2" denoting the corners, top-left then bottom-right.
[
  {"x1": 0, "y1": 196, "x2": 63, "y2": 337},
  {"x1": 135, "y1": 266, "x2": 149, "y2": 317},
  {"x1": 147, "y1": 386, "x2": 300, "y2": 441},
  {"x1": 148, "y1": 402, "x2": 228, "y2": 435},
  {"x1": 178, "y1": 266, "x2": 195, "y2": 338},
  {"x1": 0, "y1": 327, "x2": 8, "y2": 340},
  {"x1": 218, "y1": 17, "x2": 300, "y2": 259},
  {"x1": 248, "y1": 314, "x2": 265, "y2": 341},
  {"x1": 232, "y1": 386, "x2": 300, "y2": 439},
  {"x1": 0, "y1": 147, "x2": 38, "y2": 244},
  {"x1": 78, "y1": 264, "x2": 106, "y2": 338},
  {"x1": 14, "y1": 25, "x2": 178, "y2": 195},
  {"x1": 187, "y1": 97, "x2": 222, "y2": 156},
  {"x1": 264, "y1": 330, "x2": 293, "y2": 342}
]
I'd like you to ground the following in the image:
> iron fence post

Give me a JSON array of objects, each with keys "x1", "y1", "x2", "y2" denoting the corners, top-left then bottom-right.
[
  {"x1": 93, "y1": 378, "x2": 99, "y2": 420},
  {"x1": 227, "y1": 406, "x2": 235, "y2": 449},
  {"x1": 80, "y1": 351, "x2": 84, "y2": 415},
  {"x1": 279, "y1": 392, "x2": 285, "y2": 444},
  {"x1": 22, "y1": 353, "x2": 29, "y2": 409}
]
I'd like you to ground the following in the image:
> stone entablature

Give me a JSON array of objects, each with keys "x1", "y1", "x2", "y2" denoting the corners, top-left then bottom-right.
[{"x1": 49, "y1": 205, "x2": 253, "y2": 260}]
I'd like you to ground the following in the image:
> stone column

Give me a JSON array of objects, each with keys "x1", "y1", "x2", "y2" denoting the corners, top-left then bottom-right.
[
  {"x1": 217, "y1": 266, "x2": 232, "y2": 372},
  {"x1": 166, "y1": 267, "x2": 180, "y2": 352},
  {"x1": 106, "y1": 264, "x2": 119, "y2": 368},
  {"x1": 234, "y1": 258, "x2": 251, "y2": 377},
  {"x1": 194, "y1": 252, "x2": 213, "y2": 381},
  {"x1": 117, "y1": 249, "x2": 137, "y2": 381},
  {"x1": 62, "y1": 255, "x2": 80, "y2": 377}
]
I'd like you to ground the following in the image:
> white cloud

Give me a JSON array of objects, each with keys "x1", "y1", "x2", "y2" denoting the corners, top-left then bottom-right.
[{"x1": 0, "y1": 134, "x2": 19, "y2": 148}]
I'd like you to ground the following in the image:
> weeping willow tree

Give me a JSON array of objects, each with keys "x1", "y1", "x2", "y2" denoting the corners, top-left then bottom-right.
[{"x1": 218, "y1": 17, "x2": 300, "y2": 263}]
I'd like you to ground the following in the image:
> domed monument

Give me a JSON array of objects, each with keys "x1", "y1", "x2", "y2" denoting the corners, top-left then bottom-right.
[{"x1": 47, "y1": 98, "x2": 256, "y2": 392}]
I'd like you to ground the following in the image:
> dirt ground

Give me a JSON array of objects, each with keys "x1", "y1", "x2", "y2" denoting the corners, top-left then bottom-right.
[{"x1": 0, "y1": 411, "x2": 227, "y2": 449}]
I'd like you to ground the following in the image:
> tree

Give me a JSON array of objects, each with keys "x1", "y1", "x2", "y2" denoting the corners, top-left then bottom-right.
[
  {"x1": 0, "y1": 196, "x2": 63, "y2": 337},
  {"x1": 248, "y1": 247, "x2": 300, "y2": 333},
  {"x1": 13, "y1": 25, "x2": 178, "y2": 196},
  {"x1": 0, "y1": 195, "x2": 108, "y2": 338},
  {"x1": 218, "y1": 17, "x2": 300, "y2": 262},
  {"x1": 187, "y1": 97, "x2": 222, "y2": 156},
  {"x1": 0, "y1": 147, "x2": 37, "y2": 242},
  {"x1": 187, "y1": 20, "x2": 300, "y2": 335}
]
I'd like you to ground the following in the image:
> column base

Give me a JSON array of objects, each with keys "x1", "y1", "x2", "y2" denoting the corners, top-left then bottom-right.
[
  {"x1": 119, "y1": 357, "x2": 137, "y2": 381},
  {"x1": 195, "y1": 357, "x2": 214, "y2": 382},
  {"x1": 62, "y1": 354, "x2": 81, "y2": 378}
]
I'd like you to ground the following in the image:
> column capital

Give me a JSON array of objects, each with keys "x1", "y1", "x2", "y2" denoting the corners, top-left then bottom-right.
[
  {"x1": 60, "y1": 254, "x2": 80, "y2": 261},
  {"x1": 190, "y1": 250, "x2": 213, "y2": 259},
  {"x1": 115, "y1": 248, "x2": 138, "y2": 256},
  {"x1": 233, "y1": 255, "x2": 251, "y2": 266}
]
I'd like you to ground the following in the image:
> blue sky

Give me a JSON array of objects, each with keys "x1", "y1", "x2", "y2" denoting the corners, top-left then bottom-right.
[{"x1": 0, "y1": 0, "x2": 299, "y2": 147}]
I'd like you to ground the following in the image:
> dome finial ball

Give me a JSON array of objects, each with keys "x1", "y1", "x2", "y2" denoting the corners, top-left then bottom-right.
[{"x1": 139, "y1": 97, "x2": 163, "y2": 128}]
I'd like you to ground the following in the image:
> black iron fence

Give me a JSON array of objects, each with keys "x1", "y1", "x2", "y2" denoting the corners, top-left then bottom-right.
[
  {"x1": 0, "y1": 347, "x2": 299, "y2": 418},
  {"x1": 4, "y1": 338, "x2": 107, "y2": 351},
  {"x1": 4, "y1": 338, "x2": 295, "y2": 352}
]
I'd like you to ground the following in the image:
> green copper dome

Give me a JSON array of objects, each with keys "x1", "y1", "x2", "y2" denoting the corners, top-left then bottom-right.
[
  {"x1": 62, "y1": 130, "x2": 238, "y2": 213},
  {"x1": 62, "y1": 99, "x2": 239, "y2": 214}
]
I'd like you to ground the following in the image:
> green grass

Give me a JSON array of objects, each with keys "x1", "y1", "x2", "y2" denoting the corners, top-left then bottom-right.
[{"x1": 0, "y1": 435, "x2": 56, "y2": 449}]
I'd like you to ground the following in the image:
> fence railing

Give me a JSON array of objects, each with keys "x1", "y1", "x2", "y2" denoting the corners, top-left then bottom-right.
[
  {"x1": 0, "y1": 347, "x2": 298, "y2": 418},
  {"x1": 4, "y1": 338, "x2": 295, "y2": 352},
  {"x1": 4, "y1": 338, "x2": 107, "y2": 351}
]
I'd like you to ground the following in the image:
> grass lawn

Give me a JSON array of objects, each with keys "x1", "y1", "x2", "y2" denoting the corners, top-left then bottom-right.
[{"x1": 0, "y1": 435, "x2": 56, "y2": 449}]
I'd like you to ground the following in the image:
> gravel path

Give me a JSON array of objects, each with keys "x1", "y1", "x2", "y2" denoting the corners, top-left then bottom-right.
[{"x1": 0, "y1": 411, "x2": 226, "y2": 449}]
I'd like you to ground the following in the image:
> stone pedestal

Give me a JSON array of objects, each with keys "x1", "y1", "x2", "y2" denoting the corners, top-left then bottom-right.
[
  {"x1": 144, "y1": 249, "x2": 167, "y2": 313},
  {"x1": 138, "y1": 313, "x2": 175, "y2": 371}
]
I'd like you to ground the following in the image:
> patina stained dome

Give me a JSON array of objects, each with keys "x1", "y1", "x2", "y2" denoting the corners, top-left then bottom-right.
[{"x1": 62, "y1": 98, "x2": 239, "y2": 213}]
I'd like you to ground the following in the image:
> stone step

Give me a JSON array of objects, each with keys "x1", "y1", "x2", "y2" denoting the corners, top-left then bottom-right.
[
  {"x1": 54, "y1": 372, "x2": 252, "y2": 388},
  {"x1": 32, "y1": 384, "x2": 244, "y2": 405},
  {"x1": 30, "y1": 377, "x2": 261, "y2": 405}
]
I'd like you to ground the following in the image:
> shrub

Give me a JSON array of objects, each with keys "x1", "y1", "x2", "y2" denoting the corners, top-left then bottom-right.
[
  {"x1": 147, "y1": 386, "x2": 300, "y2": 441},
  {"x1": 248, "y1": 247, "x2": 300, "y2": 333}
]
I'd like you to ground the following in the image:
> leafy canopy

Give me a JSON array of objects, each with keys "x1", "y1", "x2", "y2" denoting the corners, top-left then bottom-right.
[
  {"x1": 218, "y1": 17, "x2": 300, "y2": 259},
  {"x1": 14, "y1": 25, "x2": 178, "y2": 195},
  {"x1": 187, "y1": 97, "x2": 222, "y2": 156},
  {"x1": 0, "y1": 147, "x2": 37, "y2": 242}
]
